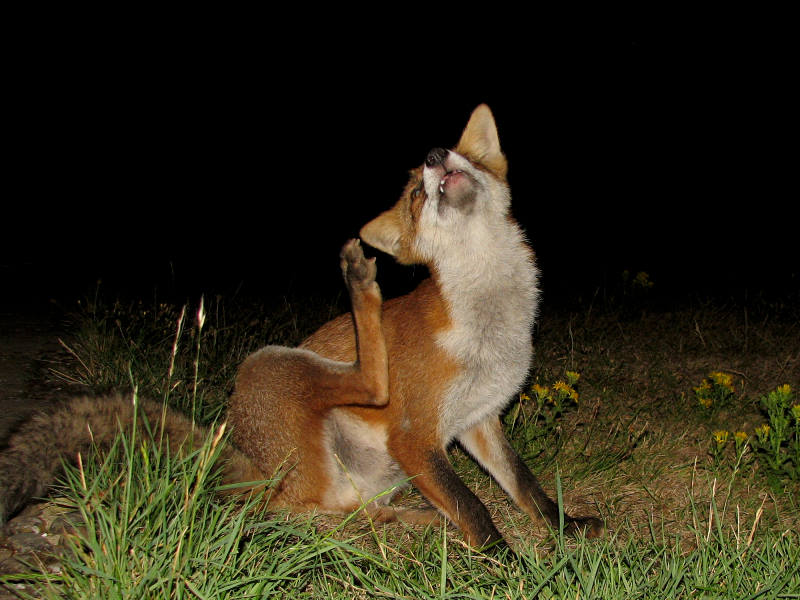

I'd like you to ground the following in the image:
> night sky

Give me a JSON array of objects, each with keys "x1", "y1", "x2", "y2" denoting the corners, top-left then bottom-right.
[{"x1": 4, "y1": 28, "x2": 796, "y2": 312}]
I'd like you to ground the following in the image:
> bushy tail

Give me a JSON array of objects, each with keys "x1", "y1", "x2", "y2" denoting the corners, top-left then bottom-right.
[{"x1": 0, "y1": 394, "x2": 264, "y2": 523}]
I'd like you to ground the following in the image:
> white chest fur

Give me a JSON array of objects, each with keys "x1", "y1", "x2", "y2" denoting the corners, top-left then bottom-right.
[{"x1": 434, "y1": 222, "x2": 539, "y2": 443}]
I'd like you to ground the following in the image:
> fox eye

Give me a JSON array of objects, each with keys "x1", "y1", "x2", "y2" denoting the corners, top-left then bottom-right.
[{"x1": 409, "y1": 183, "x2": 425, "y2": 220}]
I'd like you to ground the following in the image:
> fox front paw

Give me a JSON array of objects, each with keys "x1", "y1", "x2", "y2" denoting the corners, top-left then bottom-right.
[{"x1": 340, "y1": 239, "x2": 377, "y2": 291}]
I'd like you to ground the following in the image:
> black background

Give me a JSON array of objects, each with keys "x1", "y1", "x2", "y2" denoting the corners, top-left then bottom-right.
[{"x1": 4, "y1": 17, "x2": 796, "y2": 311}]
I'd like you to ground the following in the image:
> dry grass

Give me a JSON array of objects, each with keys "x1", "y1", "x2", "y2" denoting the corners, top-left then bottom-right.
[{"x1": 510, "y1": 298, "x2": 800, "y2": 548}]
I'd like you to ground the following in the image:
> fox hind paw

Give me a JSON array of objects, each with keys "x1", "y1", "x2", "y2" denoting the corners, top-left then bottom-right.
[
  {"x1": 340, "y1": 239, "x2": 377, "y2": 290},
  {"x1": 566, "y1": 516, "x2": 605, "y2": 539}
]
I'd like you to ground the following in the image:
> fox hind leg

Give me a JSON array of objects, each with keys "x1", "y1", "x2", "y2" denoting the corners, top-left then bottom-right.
[
  {"x1": 338, "y1": 238, "x2": 389, "y2": 406},
  {"x1": 242, "y1": 238, "x2": 388, "y2": 410},
  {"x1": 228, "y1": 239, "x2": 391, "y2": 508}
]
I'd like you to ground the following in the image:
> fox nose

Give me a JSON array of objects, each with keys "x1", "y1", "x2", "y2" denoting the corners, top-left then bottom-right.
[{"x1": 425, "y1": 147, "x2": 448, "y2": 167}]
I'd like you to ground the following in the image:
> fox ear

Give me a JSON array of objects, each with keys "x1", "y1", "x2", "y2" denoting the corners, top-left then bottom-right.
[
  {"x1": 360, "y1": 209, "x2": 403, "y2": 257},
  {"x1": 456, "y1": 104, "x2": 507, "y2": 178}
]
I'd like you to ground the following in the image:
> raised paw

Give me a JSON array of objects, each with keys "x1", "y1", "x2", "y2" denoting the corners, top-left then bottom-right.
[{"x1": 340, "y1": 238, "x2": 377, "y2": 290}]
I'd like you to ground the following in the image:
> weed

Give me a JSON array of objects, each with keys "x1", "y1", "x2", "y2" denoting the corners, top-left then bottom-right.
[
  {"x1": 694, "y1": 370, "x2": 737, "y2": 417},
  {"x1": 505, "y1": 371, "x2": 581, "y2": 465},
  {"x1": 754, "y1": 384, "x2": 799, "y2": 491}
]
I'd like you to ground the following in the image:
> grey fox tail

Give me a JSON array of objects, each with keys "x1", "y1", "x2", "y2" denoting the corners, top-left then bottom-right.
[{"x1": 0, "y1": 395, "x2": 264, "y2": 523}]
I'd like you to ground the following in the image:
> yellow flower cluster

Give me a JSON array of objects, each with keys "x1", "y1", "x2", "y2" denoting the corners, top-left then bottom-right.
[
  {"x1": 709, "y1": 371, "x2": 735, "y2": 392},
  {"x1": 553, "y1": 380, "x2": 579, "y2": 402},
  {"x1": 694, "y1": 371, "x2": 736, "y2": 411},
  {"x1": 755, "y1": 423, "x2": 771, "y2": 443},
  {"x1": 697, "y1": 395, "x2": 713, "y2": 409},
  {"x1": 633, "y1": 271, "x2": 654, "y2": 289},
  {"x1": 531, "y1": 384, "x2": 550, "y2": 399},
  {"x1": 711, "y1": 430, "x2": 749, "y2": 459},
  {"x1": 713, "y1": 430, "x2": 729, "y2": 447},
  {"x1": 523, "y1": 375, "x2": 581, "y2": 406},
  {"x1": 694, "y1": 380, "x2": 711, "y2": 398}
]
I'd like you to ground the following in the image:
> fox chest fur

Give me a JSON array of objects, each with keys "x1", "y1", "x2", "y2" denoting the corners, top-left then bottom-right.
[{"x1": 434, "y1": 234, "x2": 538, "y2": 442}]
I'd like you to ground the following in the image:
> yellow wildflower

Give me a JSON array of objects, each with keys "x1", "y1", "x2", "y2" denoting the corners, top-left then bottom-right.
[
  {"x1": 755, "y1": 424, "x2": 771, "y2": 444},
  {"x1": 713, "y1": 430, "x2": 729, "y2": 447},
  {"x1": 520, "y1": 392, "x2": 531, "y2": 402},
  {"x1": 734, "y1": 431, "x2": 748, "y2": 446},
  {"x1": 775, "y1": 383, "x2": 792, "y2": 405},
  {"x1": 698, "y1": 396, "x2": 713, "y2": 409},
  {"x1": 709, "y1": 371, "x2": 734, "y2": 392},
  {"x1": 633, "y1": 271, "x2": 654, "y2": 289},
  {"x1": 694, "y1": 380, "x2": 712, "y2": 396},
  {"x1": 553, "y1": 381, "x2": 579, "y2": 402},
  {"x1": 553, "y1": 381, "x2": 569, "y2": 394},
  {"x1": 565, "y1": 371, "x2": 580, "y2": 385},
  {"x1": 532, "y1": 384, "x2": 549, "y2": 399}
]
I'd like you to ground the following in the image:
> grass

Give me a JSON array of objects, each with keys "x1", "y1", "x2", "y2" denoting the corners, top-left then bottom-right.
[{"x1": 3, "y1": 283, "x2": 800, "y2": 598}]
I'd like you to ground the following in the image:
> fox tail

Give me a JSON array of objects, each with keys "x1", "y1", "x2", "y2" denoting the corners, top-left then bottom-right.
[{"x1": 0, "y1": 394, "x2": 264, "y2": 523}]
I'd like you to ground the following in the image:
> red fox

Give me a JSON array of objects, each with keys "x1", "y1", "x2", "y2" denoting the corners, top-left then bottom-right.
[{"x1": 0, "y1": 105, "x2": 602, "y2": 549}]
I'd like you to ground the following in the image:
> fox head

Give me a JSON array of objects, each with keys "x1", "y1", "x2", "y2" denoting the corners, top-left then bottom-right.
[{"x1": 360, "y1": 104, "x2": 512, "y2": 267}]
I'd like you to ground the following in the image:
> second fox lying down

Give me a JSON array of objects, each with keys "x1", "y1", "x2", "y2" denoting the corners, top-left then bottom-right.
[{"x1": 0, "y1": 105, "x2": 603, "y2": 548}]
